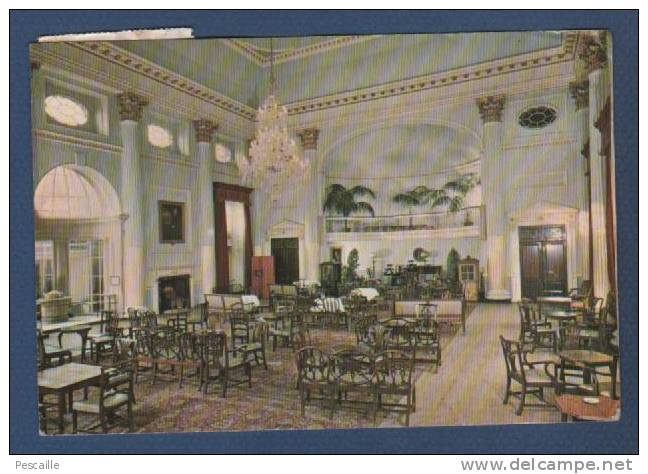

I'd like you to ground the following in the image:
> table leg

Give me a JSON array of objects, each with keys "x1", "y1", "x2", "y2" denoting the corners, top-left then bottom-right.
[
  {"x1": 57, "y1": 392, "x2": 65, "y2": 434},
  {"x1": 80, "y1": 333, "x2": 88, "y2": 362}
]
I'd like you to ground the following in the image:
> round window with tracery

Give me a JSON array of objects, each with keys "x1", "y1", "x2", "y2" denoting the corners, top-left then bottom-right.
[
  {"x1": 44, "y1": 95, "x2": 89, "y2": 127},
  {"x1": 518, "y1": 106, "x2": 557, "y2": 129}
]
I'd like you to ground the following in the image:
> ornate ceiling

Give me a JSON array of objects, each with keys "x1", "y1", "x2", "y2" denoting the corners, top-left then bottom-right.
[{"x1": 112, "y1": 31, "x2": 570, "y2": 109}]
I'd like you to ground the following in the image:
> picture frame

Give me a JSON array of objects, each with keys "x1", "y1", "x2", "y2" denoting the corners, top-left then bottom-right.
[{"x1": 158, "y1": 200, "x2": 185, "y2": 244}]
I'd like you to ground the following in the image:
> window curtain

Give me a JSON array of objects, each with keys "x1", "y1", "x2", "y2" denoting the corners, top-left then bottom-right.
[{"x1": 213, "y1": 183, "x2": 253, "y2": 293}]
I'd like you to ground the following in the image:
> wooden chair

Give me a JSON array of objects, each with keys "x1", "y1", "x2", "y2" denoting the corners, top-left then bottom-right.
[
  {"x1": 381, "y1": 318, "x2": 417, "y2": 360},
  {"x1": 374, "y1": 349, "x2": 416, "y2": 426},
  {"x1": 201, "y1": 332, "x2": 252, "y2": 397},
  {"x1": 178, "y1": 332, "x2": 204, "y2": 388},
  {"x1": 72, "y1": 362, "x2": 134, "y2": 433},
  {"x1": 237, "y1": 321, "x2": 268, "y2": 370},
  {"x1": 354, "y1": 313, "x2": 378, "y2": 347},
  {"x1": 229, "y1": 313, "x2": 253, "y2": 349},
  {"x1": 269, "y1": 312, "x2": 302, "y2": 351},
  {"x1": 499, "y1": 335, "x2": 558, "y2": 415},
  {"x1": 518, "y1": 303, "x2": 557, "y2": 352},
  {"x1": 88, "y1": 310, "x2": 119, "y2": 363},
  {"x1": 295, "y1": 347, "x2": 334, "y2": 417},
  {"x1": 412, "y1": 311, "x2": 441, "y2": 369},
  {"x1": 569, "y1": 280, "x2": 594, "y2": 309},
  {"x1": 37, "y1": 331, "x2": 71, "y2": 368},
  {"x1": 328, "y1": 348, "x2": 378, "y2": 420},
  {"x1": 557, "y1": 321, "x2": 603, "y2": 396},
  {"x1": 149, "y1": 329, "x2": 181, "y2": 385},
  {"x1": 126, "y1": 307, "x2": 142, "y2": 336}
]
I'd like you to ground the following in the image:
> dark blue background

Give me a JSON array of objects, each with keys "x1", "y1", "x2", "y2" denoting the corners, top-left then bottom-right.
[{"x1": 10, "y1": 10, "x2": 638, "y2": 454}]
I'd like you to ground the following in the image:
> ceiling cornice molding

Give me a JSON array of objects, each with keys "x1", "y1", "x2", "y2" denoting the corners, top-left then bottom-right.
[
  {"x1": 30, "y1": 32, "x2": 579, "y2": 130},
  {"x1": 30, "y1": 43, "x2": 255, "y2": 139},
  {"x1": 289, "y1": 69, "x2": 575, "y2": 134},
  {"x1": 223, "y1": 35, "x2": 381, "y2": 66},
  {"x1": 66, "y1": 41, "x2": 258, "y2": 121},
  {"x1": 284, "y1": 32, "x2": 579, "y2": 116}
]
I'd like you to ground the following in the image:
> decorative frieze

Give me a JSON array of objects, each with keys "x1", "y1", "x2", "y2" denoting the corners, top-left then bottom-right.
[
  {"x1": 117, "y1": 92, "x2": 148, "y2": 122},
  {"x1": 578, "y1": 33, "x2": 608, "y2": 73},
  {"x1": 476, "y1": 95, "x2": 506, "y2": 123},
  {"x1": 297, "y1": 128, "x2": 320, "y2": 150},
  {"x1": 193, "y1": 118, "x2": 218, "y2": 143},
  {"x1": 569, "y1": 80, "x2": 590, "y2": 110}
]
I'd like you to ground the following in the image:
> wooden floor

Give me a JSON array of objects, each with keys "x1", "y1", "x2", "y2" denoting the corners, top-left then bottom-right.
[{"x1": 400, "y1": 303, "x2": 563, "y2": 427}]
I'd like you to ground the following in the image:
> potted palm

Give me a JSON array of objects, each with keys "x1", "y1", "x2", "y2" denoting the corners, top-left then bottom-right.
[
  {"x1": 392, "y1": 190, "x2": 422, "y2": 229},
  {"x1": 323, "y1": 184, "x2": 376, "y2": 232}
]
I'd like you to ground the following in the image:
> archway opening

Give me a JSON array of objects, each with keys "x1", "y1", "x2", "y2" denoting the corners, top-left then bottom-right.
[{"x1": 34, "y1": 165, "x2": 121, "y2": 313}]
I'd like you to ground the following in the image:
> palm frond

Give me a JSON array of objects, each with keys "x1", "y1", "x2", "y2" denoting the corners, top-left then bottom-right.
[
  {"x1": 393, "y1": 192, "x2": 420, "y2": 206},
  {"x1": 353, "y1": 201, "x2": 375, "y2": 217},
  {"x1": 349, "y1": 185, "x2": 376, "y2": 200}
]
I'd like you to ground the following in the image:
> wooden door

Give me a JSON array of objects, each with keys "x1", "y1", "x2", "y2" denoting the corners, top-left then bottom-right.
[
  {"x1": 543, "y1": 242, "x2": 567, "y2": 296},
  {"x1": 271, "y1": 238, "x2": 299, "y2": 285},
  {"x1": 520, "y1": 243, "x2": 542, "y2": 300},
  {"x1": 519, "y1": 226, "x2": 568, "y2": 299}
]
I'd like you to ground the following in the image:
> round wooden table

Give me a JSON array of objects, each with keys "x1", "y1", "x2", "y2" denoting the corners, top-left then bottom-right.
[
  {"x1": 554, "y1": 394, "x2": 619, "y2": 421},
  {"x1": 546, "y1": 310, "x2": 581, "y2": 323}
]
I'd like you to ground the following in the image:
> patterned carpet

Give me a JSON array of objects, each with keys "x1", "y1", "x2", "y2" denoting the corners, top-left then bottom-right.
[{"x1": 46, "y1": 306, "x2": 475, "y2": 435}]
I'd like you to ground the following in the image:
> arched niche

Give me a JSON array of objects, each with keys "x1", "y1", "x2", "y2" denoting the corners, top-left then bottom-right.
[{"x1": 33, "y1": 165, "x2": 122, "y2": 311}]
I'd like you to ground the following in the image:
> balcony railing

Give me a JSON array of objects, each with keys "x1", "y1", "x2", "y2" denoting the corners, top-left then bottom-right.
[{"x1": 325, "y1": 206, "x2": 482, "y2": 234}]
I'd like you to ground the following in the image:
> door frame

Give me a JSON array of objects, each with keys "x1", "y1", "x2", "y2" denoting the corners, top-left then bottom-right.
[
  {"x1": 271, "y1": 237, "x2": 301, "y2": 284},
  {"x1": 518, "y1": 233, "x2": 568, "y2": 299},
  {"x1": 508, "y1": 202, "x2": 579, "y2": 302},
  {"x1": 267, "y1": 219, "x2": 306, "y2": 280}
]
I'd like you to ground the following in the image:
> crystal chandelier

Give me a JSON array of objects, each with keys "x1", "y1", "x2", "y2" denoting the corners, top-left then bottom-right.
[{"x1": 242, "y1": 39, "x2": 305, "y2": 184}]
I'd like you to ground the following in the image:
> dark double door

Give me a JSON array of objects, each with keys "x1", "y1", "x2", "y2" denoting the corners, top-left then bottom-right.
[
  {"x1": 271, "y1": 238, "x2": 300, "y2": 285},
  {"x1": 519, "y1": 226, "x2": 568, "y2": 299}
]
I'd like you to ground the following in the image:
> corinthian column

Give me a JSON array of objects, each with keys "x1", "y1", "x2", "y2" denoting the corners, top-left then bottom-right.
[
  {"x1": 193, "y1": 119, "x2": 218, "y2": 297},
  {"x1": 298, "y1": 128, "x2": 321, "y2": 281},
  {"x1": 477, "y1": 95, "x2": 510, "y2": 300},
  {"x1": 569, "y1": 80, "x2": 591, "y2": 283},
  {"x1": 118, "y1": 92, "x2": 148, "y2": 309},
  {"x1": 580, "y1": 33, "x2": 610, "y2": 298}
]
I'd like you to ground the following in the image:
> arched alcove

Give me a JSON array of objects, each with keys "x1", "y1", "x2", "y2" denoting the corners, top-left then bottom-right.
[{"x1": 34, "y1": 165, "x2": 122, "y2": 312}]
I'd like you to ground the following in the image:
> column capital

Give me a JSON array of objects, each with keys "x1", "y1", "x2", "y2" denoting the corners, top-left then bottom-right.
[
  {"x1": 569, "y1": 80, "x2": 590, "y2": 111},
  {"x1": 117, "y1": 92, "x2": 148, "y2": 122},
  {"x1": 578, "y1": 33, "x2": 608, "y2": 74},
  {"x1": 193, "y1": 118, "x2": 218, "y2": 143},
  {"x1": 297, "y1": 128, "x2": 320, "y2": 150},
  {"x1": 476, "y1": 95, "x2": 506, "y2": 123}
]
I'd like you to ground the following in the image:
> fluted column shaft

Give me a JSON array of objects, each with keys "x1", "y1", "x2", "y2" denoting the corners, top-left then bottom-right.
[
  {"x1": 194, "y1": 119, "x2": 218, "y2": 297},
  {"x1": 477, "y1": 95, "x2": 510, "y2": 300},
  {"x1": 118, "y1": 93, "x2": 148, "y2": 309},
  {"x1": 570, "y1": 80, "x2": 591, "y2": 282},
  {"x1": 588, "y1": 69, "x2": 610, "y2": 299},
  {"x1": 580, "y1": 33, "x2": 610, "y2": 298},
  {"x1": 298, "y1": 129, "x2": 321, "y2": 281}
]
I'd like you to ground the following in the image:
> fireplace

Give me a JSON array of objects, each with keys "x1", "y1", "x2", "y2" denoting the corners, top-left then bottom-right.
[{"x1": 158, "y1": 274, "x2": 191, "y2": 313}]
